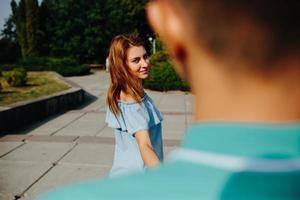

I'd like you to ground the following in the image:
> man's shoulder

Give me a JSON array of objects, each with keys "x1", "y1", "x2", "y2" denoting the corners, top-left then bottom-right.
[
  {"x1": 36, "y1": 161, "x2": 219, "y2": 200},
  {"x1": 36, "y1": 159, "x2": 300, "y2": 200}
]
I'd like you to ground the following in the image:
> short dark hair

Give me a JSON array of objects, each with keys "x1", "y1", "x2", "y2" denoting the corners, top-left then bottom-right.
[{"x1": 173, "y1": 0, "x2": 299, "y2": 64}]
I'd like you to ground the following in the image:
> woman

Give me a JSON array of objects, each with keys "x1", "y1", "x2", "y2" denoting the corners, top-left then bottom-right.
[{"x1": 105, "y1": 34, "x2": 164, "y2": 177}]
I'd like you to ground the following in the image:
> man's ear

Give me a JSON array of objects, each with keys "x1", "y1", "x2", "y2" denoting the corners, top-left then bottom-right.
[{"x1": 146, "y1": 1, "x2": 189, "y2": 79}]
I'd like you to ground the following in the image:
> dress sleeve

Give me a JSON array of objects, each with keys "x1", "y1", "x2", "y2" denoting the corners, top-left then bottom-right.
[{"x1": 105, "y1": 100, "x2": 163, "y2": 135}]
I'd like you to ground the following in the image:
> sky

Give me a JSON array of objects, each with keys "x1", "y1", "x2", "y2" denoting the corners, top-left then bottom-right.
[
  {"x1": 0, "y1": 0, "x2": 13, "y2": 32},
  {"x1": 0, "y1": 0, "x2": 42, "y2": 32}
]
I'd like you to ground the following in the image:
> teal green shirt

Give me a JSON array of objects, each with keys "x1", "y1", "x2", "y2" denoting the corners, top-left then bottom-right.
[{"x1": 37, "y1": 123, "x2": 300, "y2": 200}]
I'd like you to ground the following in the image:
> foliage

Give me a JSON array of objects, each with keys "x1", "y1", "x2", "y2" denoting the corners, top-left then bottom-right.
[
  {"x1": 11, "y1": 0, "x2": 40, "y2": 58},
  {"x1": 150, "y1": 50, "x2": 170, "y2": 64},
  {"x1": 1, "y1": 15, "x2": 17, "y2": 42},
  {"x1": 21, "y1": 57, "x2": 90, "y2": 76},
  {"x1": 11, "y1": 0, "x2": 27, "y2": 58},
  {"x1": 19, "y1": 57, "x2": 90, "y2": 76},
  {"x1": 43, "y1": 0, "x2": 152, "y2": 63},
  {"x1": 0, "y1": 13, "x2": 21, "y2": 64},
  {"x1": 6, "y1": 0, "x2": 153, "y2": 64},
  {"x1": 25, "y1": 0, "x2": 40, "y2": 57},
  {"x1": 3, "y1": 67, "x2": 27, "y2": 87},
  {"x1": 0, "y1": 38, "x2": 21, "y2": 64},
  {"x1": 0, "y1": 57, "x2": 90, "y2": 77},
  {"x1": 144, "y1": 51, "x2": 189, "y2": 91},
  {"x1": 21, "y1": 57, "x2": 77, "y2": 67}
]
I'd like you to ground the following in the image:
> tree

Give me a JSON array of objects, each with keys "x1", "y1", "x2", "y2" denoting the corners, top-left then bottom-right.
[
  {"x1": 1, "y1": 15, "x2": 17, "y2": 42},
  {"x1": 25, "y1": 0, "x2": 40, "y2": 57},
  {"x1": 0, "y1": 15, "x2": 21, "y2": 63},
  {"x1": 9, "y1": 0, "x2": 153, "y2": 63},
  {"x1": 11, "y1": 0, "x2": 28, "y2": 58},
  {"x1": 11, "y1": 0, "x2": 40, "y2": 58}
]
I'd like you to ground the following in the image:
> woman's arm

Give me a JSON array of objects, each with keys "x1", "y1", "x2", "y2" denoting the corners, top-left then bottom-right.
[{"x1": 134, "y1": 130, "x2": 160, "y2": 167}]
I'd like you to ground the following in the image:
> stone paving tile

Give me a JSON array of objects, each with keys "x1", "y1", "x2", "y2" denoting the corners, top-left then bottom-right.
[
  {"x1": 28, "y1": 112, "x2": 85, "y2": 136},
  {"x1": 0, "y1": 142, "x2": 23, "y2": 157},
  {"x1": 59, "y1": 143, "x2": 114, "y2": 167},
  {"x1": 80, "y1": 98, "x2": 106, "y2": 112},
  {"x1": 186, "y1": 114, "x2": 194, "y2": 126},
  {"x1": 98, "y1": 106, "x2": 107, "y2": 112},
  {"x1": 1, "y1": 142, "x2": 75, "y2": 163},
  {"x1": 96, "y1": 125, "x2": 114, "y2": 138},
  {"x1": 0, "y1": 160, "x2": 51, "y2": 200},
  {"x1": 25, "y1": 135, "x2": 78, "y2": 143},
  {"x1": 54, "y1": 113, "x2": 106, "y2": 136},
  {"x1": 22, "y1": 164, "x2": 110, "y2": 200},
  {"x1": 163, "y1": 139, "x2": 181, "y2": 147},
  {"x1": 145, "y1": 90, "x2": 164, "y2": 106},
  {"x1": 0, "y1": 135, "x2": 31, "y2": 142},
  {"x1": 158, "y1": 93, "x2": 186, "y2": 113},
  {"x1": 162, "y1": 114, "x2": 186, "y2": 138},
  {"x1": 163, "y1": 131, "x2": 186, "y2": 141},
  {"x1": 77, "y1": 136, "x2": 114, "y2": 144},
  {"x1": 185, "y1": 94, "x2": 194, "y2": 114},
  {"x1": 67, "y1": 71, "x2": 110, "y2": 93},
  {"x1": 78, "y1": 112, "x2": 105, "y2": 121},
  {"x1": 54, "y1": 129, "x2": 95, "y2": 137},
  {"x1": 0, "y1": 193, "x2": 13, "y2": 200}
]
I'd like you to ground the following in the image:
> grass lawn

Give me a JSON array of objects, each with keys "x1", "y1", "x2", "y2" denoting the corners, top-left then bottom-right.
[{"x1": 0, "y1": 72, "x2": 71, "y2": 106}]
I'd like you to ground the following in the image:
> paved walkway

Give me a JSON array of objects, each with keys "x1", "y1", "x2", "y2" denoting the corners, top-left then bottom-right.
[{"x1": 0, "y1": 70, "x2": 193, "y2": 200}]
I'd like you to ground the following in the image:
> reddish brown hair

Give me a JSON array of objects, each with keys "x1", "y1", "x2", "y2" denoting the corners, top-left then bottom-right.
[{"x1": 106, "y1": 34, "x2": 145, "y2": 115}]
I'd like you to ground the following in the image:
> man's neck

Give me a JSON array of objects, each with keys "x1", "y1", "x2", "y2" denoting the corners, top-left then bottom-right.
[{"x1": 190, "y1": 53, "x2": 300, "y2": 123}]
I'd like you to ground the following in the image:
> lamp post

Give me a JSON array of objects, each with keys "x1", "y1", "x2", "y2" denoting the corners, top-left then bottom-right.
[{"x1": 148, "y1": 37, "x2": 156, "y2": 54}]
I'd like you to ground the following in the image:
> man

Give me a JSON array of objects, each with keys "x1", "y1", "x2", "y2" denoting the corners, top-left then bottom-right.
[{"x1": 38, "y1": 1, "x2": 300, "y2": 199}]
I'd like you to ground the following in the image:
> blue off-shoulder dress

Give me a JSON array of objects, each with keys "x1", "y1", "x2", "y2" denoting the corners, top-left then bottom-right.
[{"x1": 105, "y1": 94, "x2": 163, "y2": 177}]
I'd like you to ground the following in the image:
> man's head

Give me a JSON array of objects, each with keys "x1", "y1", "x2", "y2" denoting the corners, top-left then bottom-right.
[{"x1": 147, "y1": 0, "x2": 300, "y2": 122}]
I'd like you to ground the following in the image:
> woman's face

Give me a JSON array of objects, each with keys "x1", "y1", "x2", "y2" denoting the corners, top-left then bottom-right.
[{"x1": 126, "y1": 45, "x2": 150, "y2": 79}]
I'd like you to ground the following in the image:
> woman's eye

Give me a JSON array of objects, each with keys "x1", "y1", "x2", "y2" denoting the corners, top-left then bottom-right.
[
  {"x1": 133, "y1": 59, "x2": 139, "y2": 63},
  {"x1": 143, "y1": 54, "x2": 149, "y2": 59}
]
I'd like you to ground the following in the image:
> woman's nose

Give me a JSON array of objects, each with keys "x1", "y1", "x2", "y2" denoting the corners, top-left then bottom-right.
[{"x1": 141, "y1": 58, "x2": 149, "y2": 68}]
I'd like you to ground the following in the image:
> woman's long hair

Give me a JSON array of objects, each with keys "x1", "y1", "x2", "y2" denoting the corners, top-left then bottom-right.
[{"x1": 106, "y1": 34, "x2": 145, "y2": 115}]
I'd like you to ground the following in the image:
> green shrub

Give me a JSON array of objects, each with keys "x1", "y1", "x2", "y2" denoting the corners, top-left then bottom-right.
[
  {"x1": 144, "y1": 59, "x2": 189, "y2": 91},
  {"x1": 20, "y1": 57, "x2": 50, "y2": 66},
  {"x1": 44, "y1": 57, "x2": 78, "y2": 67},
  {"x1": 18, "y1": 57, "x2": 90, "y2": 76},
  {"x1": 51, "y1": 65, "x2": 90, "y2": 77},
  {"x1": 0, "y1": 64, "x2": 18, "y2": 71},
  {"x1": 150, "y1": 50, "x2": 170, "y2": 64},
  {"x1": 4, "y1": 67, "x2": 27, "y2": 87}
]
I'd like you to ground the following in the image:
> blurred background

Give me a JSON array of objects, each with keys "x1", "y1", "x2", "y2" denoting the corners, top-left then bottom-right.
[
  {"x1": 0, "y1": 0, "x2": 153, "y2": 64},
  {"x1": 0, "y1": 0, "x2": 188, "y2": 101}
]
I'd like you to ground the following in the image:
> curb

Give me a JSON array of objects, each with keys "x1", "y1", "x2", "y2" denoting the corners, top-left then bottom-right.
[{"x1": 0, "y1": 72, "x2": 85, "y2": 134}]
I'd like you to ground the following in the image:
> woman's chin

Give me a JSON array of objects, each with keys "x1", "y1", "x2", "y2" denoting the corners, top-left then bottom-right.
[{"x1": 139, "y1": 73, "x2": 149, "y2": 79}]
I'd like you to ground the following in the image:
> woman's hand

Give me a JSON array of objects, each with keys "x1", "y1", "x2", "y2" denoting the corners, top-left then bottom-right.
[{"x1": 134, "y1": 130, "x2": 160, "y2": 167}]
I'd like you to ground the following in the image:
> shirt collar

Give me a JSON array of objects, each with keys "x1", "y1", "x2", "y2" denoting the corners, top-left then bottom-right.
[{"x1": 182, "y1": 123, "x2": 300, "y2": 158}]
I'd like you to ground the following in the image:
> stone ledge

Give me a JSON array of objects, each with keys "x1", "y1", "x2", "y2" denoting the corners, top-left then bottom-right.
[{"x1": 0, "y1": 72, "x2": 85, "y2": 134}]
